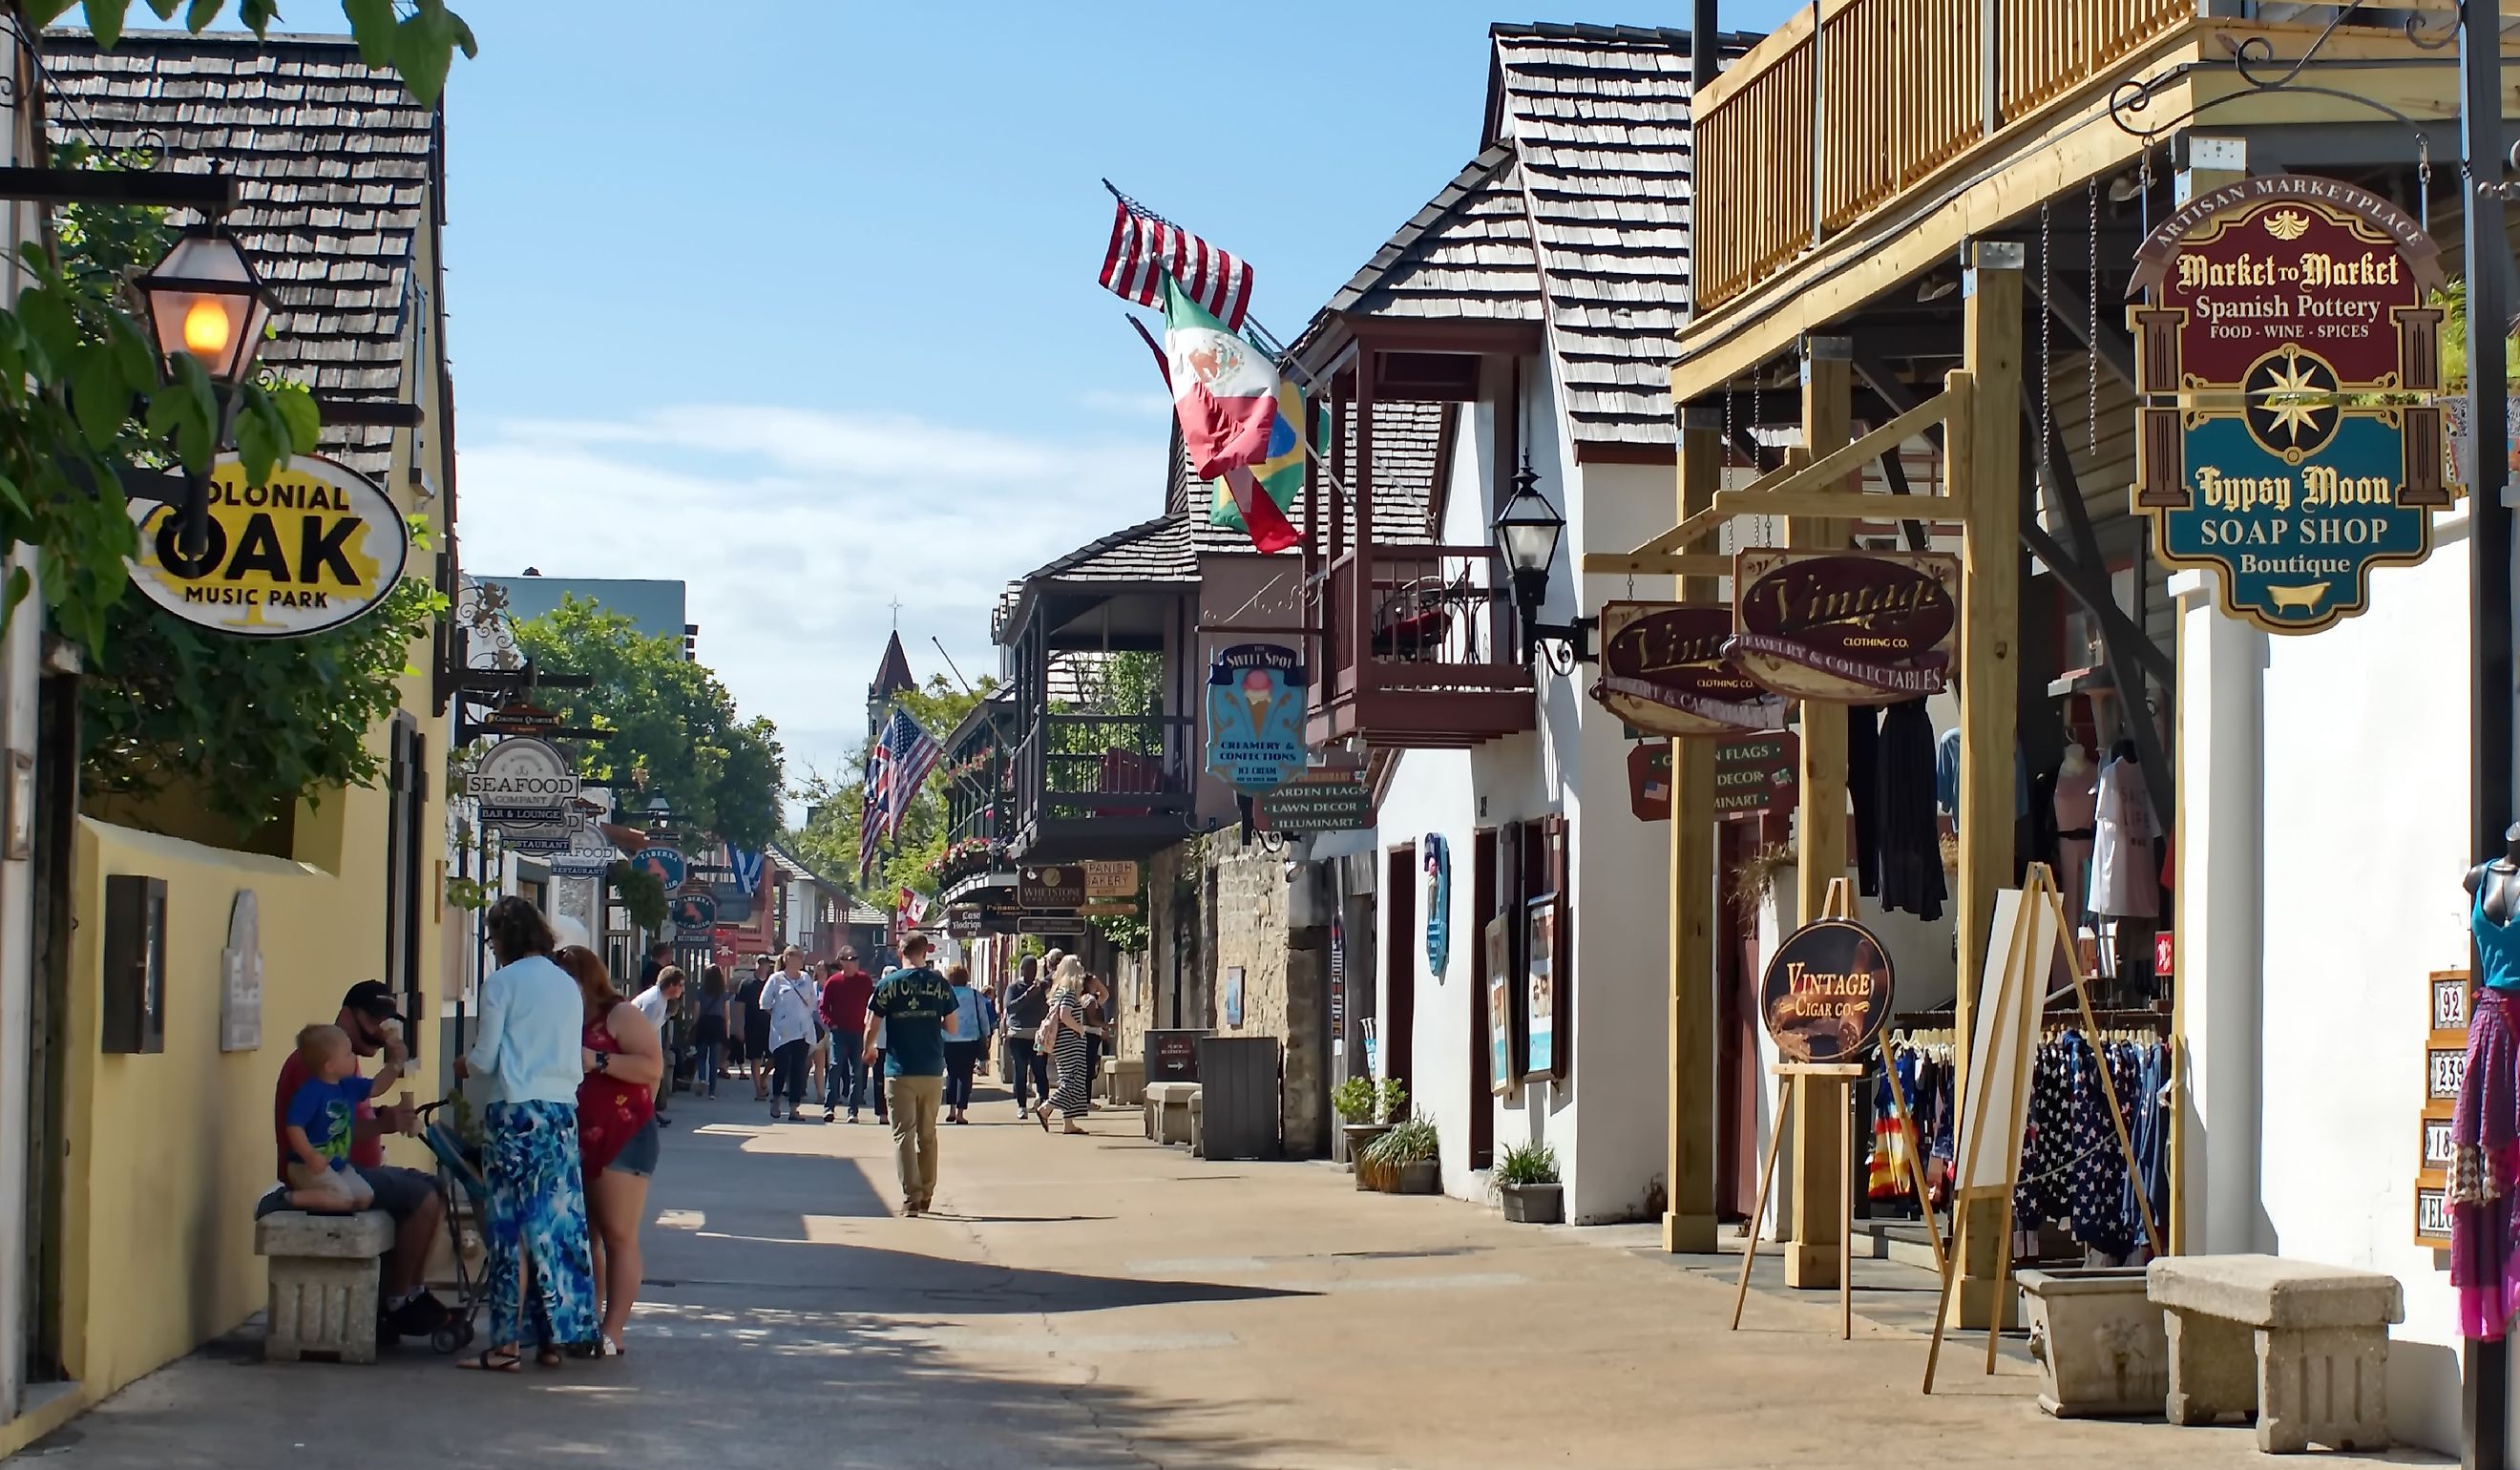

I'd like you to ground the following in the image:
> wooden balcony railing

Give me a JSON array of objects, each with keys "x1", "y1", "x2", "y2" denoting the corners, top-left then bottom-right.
[
  {"x1": 1318, "y1": 546, "x2": 1526, "y2": 704},
  {"x1": 1013, "y1": 711, "x2": 1196, "y2": 834},
  {"x1": 1694, "y1": 0, "x2": 2191, "y2": 311}
]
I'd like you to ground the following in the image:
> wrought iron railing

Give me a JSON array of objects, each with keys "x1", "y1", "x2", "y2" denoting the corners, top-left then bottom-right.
[
  {"x1": 1317, "y1": 545, "x2": 1526, "y2": 704},
  {"x1": 1013, "y1": 711, "x2": 1196, "y2": 831}
]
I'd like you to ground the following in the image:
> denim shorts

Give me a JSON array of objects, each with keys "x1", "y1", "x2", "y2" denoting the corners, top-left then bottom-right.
[{"x1": 608, "y1": 1117, "x2": 661, "y2": 1178}]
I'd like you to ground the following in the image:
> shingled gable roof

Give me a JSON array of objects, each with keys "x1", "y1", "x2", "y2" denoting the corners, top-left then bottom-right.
[
  {"x1": 1296, "y1": 23, "x2": 1738, "y2": 456},
  {"x1": 39, "y1": 29, "x2": 440, "y2": 480}
]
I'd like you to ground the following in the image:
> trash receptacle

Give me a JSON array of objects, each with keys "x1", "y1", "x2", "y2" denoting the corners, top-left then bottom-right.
[{"x1": 1194, "y1": 1036, "x2": 1279, "y2": 1160}]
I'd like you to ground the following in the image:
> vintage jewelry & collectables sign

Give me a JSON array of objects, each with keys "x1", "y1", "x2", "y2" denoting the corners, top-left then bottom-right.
[
  {"x1": 2129, "y1": 175, "x2": 2451, "y2": 633},
  {"x1": 1728, "y1": 550, "x2": 1961, "y2": 702}
]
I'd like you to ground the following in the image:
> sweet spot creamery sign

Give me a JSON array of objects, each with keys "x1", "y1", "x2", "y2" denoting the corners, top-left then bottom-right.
[
  {"x1": 2130, "y1": 176, "x2": 2450, "y2": 634},
  {"x1": 125, "y1": 452, "x2": 410, "y2": 638}
]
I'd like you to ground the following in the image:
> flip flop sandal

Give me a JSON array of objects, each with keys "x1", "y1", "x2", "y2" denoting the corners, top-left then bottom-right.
[{"x1": 456, "y1": 1348, "x2": 521, "y2": 1373}]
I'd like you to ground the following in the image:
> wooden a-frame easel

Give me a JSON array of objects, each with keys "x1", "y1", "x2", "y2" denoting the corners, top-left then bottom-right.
[
  {"x1": 1922, "y1": 862, "x2": 2163, "y2": 1393},
  {"x1": 1731, "y1": 877, "x2": 1946, "y2": 1341}
]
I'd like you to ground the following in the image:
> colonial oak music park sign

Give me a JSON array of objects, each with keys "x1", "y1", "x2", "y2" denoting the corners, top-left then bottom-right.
[
  {"x1": 125, "y1": 452, "x2": 410, "y2": 639},
  {"x1": 2130, "y1": 175, "x2": 2451, "y2": 633}
]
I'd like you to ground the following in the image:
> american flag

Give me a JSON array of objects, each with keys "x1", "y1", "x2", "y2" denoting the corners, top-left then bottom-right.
[
  {"x1": 1099, "y1": 187, "x2": 1253, "y2": 332},
  {"x1": 857, "y1": 708, "x2": 943, "y2": 885}
]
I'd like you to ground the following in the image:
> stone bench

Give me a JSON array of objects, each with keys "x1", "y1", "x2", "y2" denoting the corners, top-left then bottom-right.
[
  {"x1": 1102, "y1": 1056, "x2": 1145, "y2": 1107},
  {"x1": 1187, "y1": 1090, "x2": 1205, "y2": 1158},
  {"x1": 2147, "y1": 1253, "x2": 2403, "y2": 1454},
  {"x1": 1144, "y1": 1082, "x2": 1201, "y2": 1144},
  {"x1": 256, "y1": 1208, "x2": 394, "y2": 1364}
]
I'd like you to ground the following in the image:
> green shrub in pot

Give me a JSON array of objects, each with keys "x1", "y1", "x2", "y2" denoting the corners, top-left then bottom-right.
[{"x1": 1492, "y1": 1140, "x2": 1558, "y2": 1190}]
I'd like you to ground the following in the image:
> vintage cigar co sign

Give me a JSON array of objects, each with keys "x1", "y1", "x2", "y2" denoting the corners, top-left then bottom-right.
[
  {"x1": 2130, "y1": 175, "x2": 2450, "y2": 633},
  {"x1": 1588, "y1": 601, "x2": 1785, "y2": 737},
  {"x1": 1758, "y1": 916, "x2": 1894, "y2": 1064},
  {"x1": 1728, "y1": 550, "x2": 1959, "y2": 702}
]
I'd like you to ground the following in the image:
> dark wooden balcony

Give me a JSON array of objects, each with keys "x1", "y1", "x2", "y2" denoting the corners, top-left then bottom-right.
[
  {"x1": 1012, "y1": 711, "x2": 1198, "y2": 862},
  {"x1": 1309, "y1": 544, "x2": 1534, "y2": 749},
  {"x1": 934, "y1": 692, "x2": 1016, "y2": 905}
]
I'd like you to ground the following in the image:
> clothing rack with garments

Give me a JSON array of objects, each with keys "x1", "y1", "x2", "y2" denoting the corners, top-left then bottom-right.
[{"x1": 1871, "y1": 1014, "x2": 2172, "y2": 1258}]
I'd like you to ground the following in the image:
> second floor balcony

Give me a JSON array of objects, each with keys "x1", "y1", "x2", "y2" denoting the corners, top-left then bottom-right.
[{"x1": 1312, "y1": 541, "x2": 1533, "y2": 749}]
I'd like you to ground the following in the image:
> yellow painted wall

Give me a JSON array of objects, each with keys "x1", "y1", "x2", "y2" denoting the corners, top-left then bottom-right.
[{"x1": 58, "y1": 808, "x2": 444, "y2": 1409}]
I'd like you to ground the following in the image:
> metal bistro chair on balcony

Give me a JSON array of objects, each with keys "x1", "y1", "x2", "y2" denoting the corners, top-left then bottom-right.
[
  {"x1": 1097, "y1": 746, "x2": 1163, "y2": 819},
  {"x1": 1371, "y1": 566, "x2": 1480, "y2": 664}
]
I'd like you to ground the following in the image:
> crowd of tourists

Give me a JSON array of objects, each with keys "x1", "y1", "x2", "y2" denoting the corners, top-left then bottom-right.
[{"x1": 260, "y1": 906, "x2": 1116, "y2": 1373}]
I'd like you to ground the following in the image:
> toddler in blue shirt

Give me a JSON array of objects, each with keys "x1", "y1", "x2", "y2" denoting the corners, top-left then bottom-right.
[{"x1": 283, "y1": 1022, "x2": 405, "y2": 1211}]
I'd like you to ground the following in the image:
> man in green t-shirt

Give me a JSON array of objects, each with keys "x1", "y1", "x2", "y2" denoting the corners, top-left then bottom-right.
[{"x1": 864, "y1": 933, "x2": 960, "y2": 1215}]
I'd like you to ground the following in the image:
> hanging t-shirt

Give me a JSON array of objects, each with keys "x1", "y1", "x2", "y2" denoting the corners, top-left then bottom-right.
[{"x1": 2087, "y1": 756, "x2": 2159, "y2": 919}]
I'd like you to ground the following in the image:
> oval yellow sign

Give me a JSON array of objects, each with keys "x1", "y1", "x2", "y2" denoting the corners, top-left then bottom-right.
[{"x1": 125, "y1": 452, "x2": 410, "y2": 639}]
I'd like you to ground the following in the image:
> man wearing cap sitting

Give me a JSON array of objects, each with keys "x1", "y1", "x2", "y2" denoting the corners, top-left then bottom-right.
[{"x1": 258, "y1": 980, "x2": 451, "y2": 1343}]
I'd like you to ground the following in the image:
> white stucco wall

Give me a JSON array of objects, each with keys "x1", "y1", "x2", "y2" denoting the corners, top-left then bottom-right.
[{"x1": 2177, "y1": 516, "x2": 2475, "y2": 1455}]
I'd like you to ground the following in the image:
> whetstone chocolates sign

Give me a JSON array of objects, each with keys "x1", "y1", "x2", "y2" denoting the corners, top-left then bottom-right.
[
  {"x1": 2130, "y1": 175, "x2": 2450, "y2": 634},
  {"x1": 1728, "y1": 550, "x2": 1959, "y2": 702},
  {"x1": 1588, "y1": 601, "x2": 1785, "y2": 738}
]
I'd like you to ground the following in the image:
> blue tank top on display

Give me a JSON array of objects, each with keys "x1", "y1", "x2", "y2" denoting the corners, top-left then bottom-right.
[{"x1": 2475, "y1": 883, "x2": 2520, "y2": 993}]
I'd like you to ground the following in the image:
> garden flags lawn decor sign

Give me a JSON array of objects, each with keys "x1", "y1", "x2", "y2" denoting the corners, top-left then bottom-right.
[
  {"x1": 858, "y1": 708, "x2": 944, "y2": 885},
  {"x1": 1205, "y1": 642, "x2": 1309, "y2": 796},
  {"x1": 1099, "y1": 186, "x2": 1253, "y2": 330}
]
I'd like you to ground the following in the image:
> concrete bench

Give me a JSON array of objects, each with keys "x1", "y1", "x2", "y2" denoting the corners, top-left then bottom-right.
[
  {"x1": 2147, "y1": 1254, "x2": 2403, "y2": 1454},
  {"x1": 1144, "y1": 1082, "x2": 1201, "y2": 1144},
  {"x1": 256, "y1": 1208, "x2": 394, "y2": 1364},
  {"x1": 1102, "y1": 1057, "x2": 1145, "y2": 1107}
]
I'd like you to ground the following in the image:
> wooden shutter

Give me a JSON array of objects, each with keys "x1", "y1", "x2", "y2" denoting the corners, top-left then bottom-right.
[{"x1": 1545, "y1": 813, "x2": 1571, "y2": 1080}]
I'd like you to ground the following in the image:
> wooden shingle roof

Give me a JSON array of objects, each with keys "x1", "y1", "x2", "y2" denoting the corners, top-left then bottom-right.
[
  {"x1": 1324, "y1": 144, "x2": 1542, "y2": 325},
  {"x1": 40, "y1": 30, "x2": 439, "y2": 480}
]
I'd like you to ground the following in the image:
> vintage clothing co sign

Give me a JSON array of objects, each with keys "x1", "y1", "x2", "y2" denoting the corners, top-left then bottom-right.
[
  {"x1": 1729, "y1": 550, "x2": 1959, "y2": 701},
  {"x1": 1758, "y1": 916, "x2": 1894, "y2": 1064},
  {"x1": 2130, "y1": 175, "x2": 2450, "y2": 634},
  {"x1": 126, "y1": 452, "x2": 411, "y2": 638},
  {"x1": 1589, "y1": 601, "x2": 1785, "y2": 737}
]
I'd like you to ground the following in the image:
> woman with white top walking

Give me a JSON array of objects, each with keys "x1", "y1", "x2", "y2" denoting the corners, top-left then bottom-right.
[{"x1": 761, "y1": 947, "x2": 817, "y2": 1122}]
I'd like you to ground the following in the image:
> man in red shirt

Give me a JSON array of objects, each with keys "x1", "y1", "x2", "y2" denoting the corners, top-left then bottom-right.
[
  {"x1": 820, "y1": 949, "x2": 877, "y2": 1123},
  {"x1": 260, "y1": 981, "x2": 450, "y2": 1341}
]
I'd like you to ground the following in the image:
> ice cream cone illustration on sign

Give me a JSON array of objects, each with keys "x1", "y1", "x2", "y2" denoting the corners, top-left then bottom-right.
[{"x1": 1205, "y1": 642, "x2": 1310, "y2": 796}]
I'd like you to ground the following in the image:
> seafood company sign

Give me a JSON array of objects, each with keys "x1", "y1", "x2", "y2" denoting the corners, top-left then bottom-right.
[{"x1": 2130, "y1": 175, "x2": 2450, "y2": 634}]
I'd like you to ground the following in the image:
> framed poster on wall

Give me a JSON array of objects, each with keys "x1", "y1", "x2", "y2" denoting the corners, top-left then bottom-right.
[
  {"x1": 1524, "y1": 892, "x2": 1558, "y2": 1079},
  {"x1": 1225, "y1": 965, "x2": 1245, "y2": 1028},
  {"x1": 1486, "y1": 915, "x2": 1515, "y2": 1095}
]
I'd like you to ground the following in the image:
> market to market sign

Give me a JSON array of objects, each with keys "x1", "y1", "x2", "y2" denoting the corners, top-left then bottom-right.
[
  {"x1": 125, "y1": 452, "x2": 410, "y2": 638},
  {"x1": 2129, "y1": 175, "x2": 2451, "y2": 634}
]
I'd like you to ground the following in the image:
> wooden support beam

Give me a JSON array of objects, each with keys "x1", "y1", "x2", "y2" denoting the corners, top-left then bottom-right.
[
  {"x1": 1873, "y1": 448, "x2": 1932, "y2": 553},
  {"x1": 1784, "y1": 333, "x2": 1853, "y2": 1292},
  {"x1": 1664, "y1": 406, "x2": 1723, "y2": 1256},
  {"x1": 1636, "y1": 388, "x2": 1956, "y2": 556},
  {"x1": 0, "y1": 166, "x2": 235, "y2": 211},
  {"x1": 1952, "y1": 241, "x2": 2025, "y2": 1332},
  {"x1": 1578, "y1": 551, "x2": 1733, "y2": 578}
]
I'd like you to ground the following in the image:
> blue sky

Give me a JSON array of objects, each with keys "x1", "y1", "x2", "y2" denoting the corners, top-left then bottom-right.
[{"x1": 446, "y1": 1, "x2": 1805, "y2": 789}]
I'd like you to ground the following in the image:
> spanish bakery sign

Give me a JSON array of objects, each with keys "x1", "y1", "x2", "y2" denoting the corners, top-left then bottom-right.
[
  {"x1": 1728, "y1": 550, "x2": 1959, "y2": 702},
  {"x1": 2129, "y1": 174, "x2": 2450, "y2": 634},
  {"x1": 1588, "y1": 601, "x2": 1785, "y2": 737},
  {"x1": 125, "y1": 452, "x2": 410, "y2": 638}
]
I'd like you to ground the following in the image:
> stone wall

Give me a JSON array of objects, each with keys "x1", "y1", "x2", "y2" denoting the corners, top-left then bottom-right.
[{"x1": 1208, "y1": 831, "x2": 1327, "y2": 1157}]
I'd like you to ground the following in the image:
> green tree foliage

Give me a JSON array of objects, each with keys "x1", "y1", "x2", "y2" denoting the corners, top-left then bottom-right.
[
  {"x1": 789, "y1": 673, "x2": 994, "y2": 899},
  {"x1": 27, "y1": 0, "x2": 477, "y2": 105},
  {"x1": 65, "y1": 179, "x2": 440, "y2": 835},
  {"x1": 512, "y1": 595, "x2": 786, "y2": 850},
  {"x1": 608, "y1": 859, "x2": 665, "y2": 934}
]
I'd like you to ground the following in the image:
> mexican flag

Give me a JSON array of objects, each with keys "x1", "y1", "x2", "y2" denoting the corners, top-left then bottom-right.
[
  {"x1": 1164, "y1": 272, "x2": 1298, "y2": 551},
  {"x1": 1209, "y1": 379, "x2": 1305, "y2": 555}
]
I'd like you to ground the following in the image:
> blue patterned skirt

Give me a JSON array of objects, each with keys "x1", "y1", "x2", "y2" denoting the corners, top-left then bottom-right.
[{"x1": 484, "y1": 1100, "x2": 598, "y2": 1348}]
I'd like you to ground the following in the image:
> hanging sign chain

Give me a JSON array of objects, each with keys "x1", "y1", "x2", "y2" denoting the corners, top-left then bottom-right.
[
  {"x1": 2040, "y1": 200, "x2": 2055, "y2": 487},
  {"x1": 2088, "y1": 178, "x2": 2102, "y2": 462}
]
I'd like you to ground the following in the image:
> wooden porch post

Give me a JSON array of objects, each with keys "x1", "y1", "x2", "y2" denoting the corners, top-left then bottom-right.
[
  {"x1": 1354, "y1": 340, "x2": 1377, "y2": 702},
  {"x1": 1784, "y1": 333, "x2": 1852, "y2": 1290},
  {"x1": 1664, "y1": 404, "x2": 1724, "y2": 1254},
  {"x1": 1952, "y1": 239, "x2": 2025, "y2": 1327}
]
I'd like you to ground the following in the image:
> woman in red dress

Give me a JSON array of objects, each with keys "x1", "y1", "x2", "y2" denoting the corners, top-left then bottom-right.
[{"x1": 556, "y1": 947, "x2": 661, "y2": 1357}]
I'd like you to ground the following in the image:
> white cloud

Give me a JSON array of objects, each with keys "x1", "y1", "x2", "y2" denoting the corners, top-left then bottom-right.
[{"x1": 455, "y1": 405, "x2": 1169, "y2": 807}]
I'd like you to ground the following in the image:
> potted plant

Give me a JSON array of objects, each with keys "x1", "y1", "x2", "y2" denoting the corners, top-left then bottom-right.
[
  {"x1": 1492, "y1": 1140, "x2": 1562, "y2": 1224},
  {"x1": 1335, "y1": 1077, "x2": 1409, "y2": 1176},
  {"x1": 1362, "y1": 1116, "x2": 1439, "y2": 1194}
]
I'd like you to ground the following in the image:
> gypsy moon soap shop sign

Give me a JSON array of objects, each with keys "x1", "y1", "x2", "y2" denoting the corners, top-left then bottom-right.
[
  {"x1": 2129, "y1": 175, "x2": 2450, "y2": 634},
  {"x1": 1205, "y1": 642, "x2": 1309, "y2": 795},
  {"x1": 126, "y1": 452, "x2": 410, "y2": 638}
]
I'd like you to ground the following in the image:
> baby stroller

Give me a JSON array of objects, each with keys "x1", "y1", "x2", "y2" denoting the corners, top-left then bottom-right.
[{"x1": 416, "y1": 1099, "x2": 488, "y2": 1355}]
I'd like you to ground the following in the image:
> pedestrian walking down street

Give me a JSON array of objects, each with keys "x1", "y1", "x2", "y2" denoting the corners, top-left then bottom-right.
[
  {"x1": 1001, "y1": 955, "x2": 1050, "y2": 1115},
  {"x1": 1038, "y1": 956, "x2": 1093, "y2": 1136},
  {"x1": 762, "y1": 948, "x2": 817, "y2": 1122},
  {"x1": 556, "y1": 946, "x2": 661, "y2": 1359},
  {"x1": 454, "y1": 897, "x2": 599, "y2": 1373},
  {"x1": 819, "y1": 950, "x2": 875, "y2": 1123},
  {"x1": 738, "y1": 955, "x2": 775, "y2": 1099},
  {"x1": 1082, "y1": 973, "x2": 1111, "y2": 1103},
  {"x1": 629, "y1": 965, "x2": 682, "y2": 1125},
  {"x1": 690, "y1": 966, "x2": 730, "y2": 1099},
  {"x1": 944, "y1": 963, "x2": 992, "y2": 1124},
  {"x1": 867, "y1": 933, "x2": 959, "y2": 1214}
]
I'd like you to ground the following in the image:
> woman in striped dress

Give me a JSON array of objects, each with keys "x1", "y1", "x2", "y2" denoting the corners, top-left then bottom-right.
[{"x1": 1035, "y1": 958, "x2": 1093, "y2": 1136}]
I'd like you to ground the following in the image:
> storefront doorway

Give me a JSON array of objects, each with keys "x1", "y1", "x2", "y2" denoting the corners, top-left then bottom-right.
[
  {"x1": 1468, "y1": 830, "x2": 1497, "y2": 1169},
  {"x1": 1382, "y1": 844, "x2": 1417, "y2": 1102}
]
